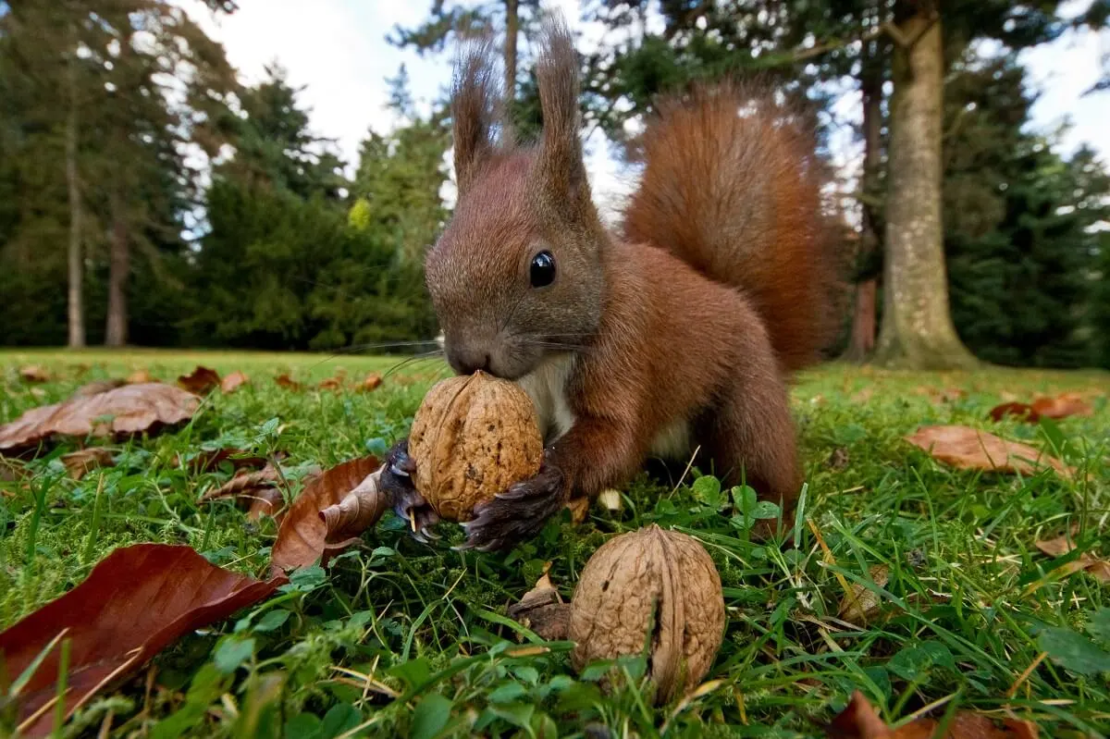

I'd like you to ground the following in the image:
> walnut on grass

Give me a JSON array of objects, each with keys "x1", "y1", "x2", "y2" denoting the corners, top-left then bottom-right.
[
  {"x1": 408, "y1": 370, "x2": 544, "y2": 521},
  {"x1": 509, "y1": 525, "x2": 726, "y2": 705}
]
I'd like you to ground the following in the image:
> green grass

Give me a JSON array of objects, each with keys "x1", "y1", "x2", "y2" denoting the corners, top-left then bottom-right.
[{"x1": 1, "y1": 349, "x2": 1108, "y2": 738}]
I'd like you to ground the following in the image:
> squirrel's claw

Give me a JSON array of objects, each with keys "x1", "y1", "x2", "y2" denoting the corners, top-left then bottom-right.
[
  {"x1": 462, "y1": 463, "x2": 568, "y2": 552},
  {"x1": 379, "y1": 439, "x2": 440, "y2": 544}
]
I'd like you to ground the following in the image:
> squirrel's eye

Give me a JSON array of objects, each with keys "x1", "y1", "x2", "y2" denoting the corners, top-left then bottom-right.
[{"x1": 530, "y1": 251, "x2": 556, "y2": 288}]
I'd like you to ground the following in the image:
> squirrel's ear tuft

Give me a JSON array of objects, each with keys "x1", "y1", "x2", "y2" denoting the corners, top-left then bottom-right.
[
  {"x1": 452, "y1": 34, "x2": 507, "y2": 197},
  {"x1": 535, "y1": 17, "x2": 590, "y2": 210}
]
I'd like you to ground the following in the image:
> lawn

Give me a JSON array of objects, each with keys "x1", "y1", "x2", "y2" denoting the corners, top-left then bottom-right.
[{"x1": 1, "y1": 349, "x2": 1108, "y2": 738}]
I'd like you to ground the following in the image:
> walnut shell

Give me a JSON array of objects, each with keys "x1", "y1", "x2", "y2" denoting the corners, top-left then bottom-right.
[
  {"x1": 408, "y1": 371, "x2": 543, "y2": 521},
  {"x1": 568, "y1": 525, "x2": 725, "y2": 704}
]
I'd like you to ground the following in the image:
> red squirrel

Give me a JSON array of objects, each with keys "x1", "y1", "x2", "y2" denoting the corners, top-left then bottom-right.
[{"x1": 381, "y1": 18, "x2": 837, "y2": 551}]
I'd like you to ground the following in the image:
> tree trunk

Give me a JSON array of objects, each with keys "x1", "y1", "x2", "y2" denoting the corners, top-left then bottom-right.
[
  {"x1": 65, "y1": 51, "x2": 85, "y2": 348},
  {"x1": 844, "y1": 41, "x2": 884, "y2": 362},
  {"x1": 105, "y1": 187, "x2": 129, "y2": 347},
  {"x1": 873, "y1": 11, "x2": 976, "y2": 369},
  {"x1": 504, "y1": 0, "x2": 518, "y2": 97}
]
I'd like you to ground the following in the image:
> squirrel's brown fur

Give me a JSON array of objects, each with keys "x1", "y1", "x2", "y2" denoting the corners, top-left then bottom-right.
[{"x1": 414, "y1": 17, "x2": 838, "y2": 550}]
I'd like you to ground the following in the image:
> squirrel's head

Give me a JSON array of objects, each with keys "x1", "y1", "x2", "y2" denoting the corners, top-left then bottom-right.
[{"x1": 425, "y1": 17, "x2": 606, "y2": 381}]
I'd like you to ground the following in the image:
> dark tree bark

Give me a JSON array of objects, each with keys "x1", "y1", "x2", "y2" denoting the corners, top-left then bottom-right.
[
  {"x1": 65, "y1": 49, "x2": 85, "y2": 348},
  {"x1": 504, "y1": 0, "x2": 518, "y2": 97},
  {"x1": 873, "y1": 8, "x2": 977, "y2": 369},
  {"x1": 844, "y1": 32, "x2": 884, "y2": 362},
  {"x1": 105, "y1": 187, "x2": 129, "y2": 347}
]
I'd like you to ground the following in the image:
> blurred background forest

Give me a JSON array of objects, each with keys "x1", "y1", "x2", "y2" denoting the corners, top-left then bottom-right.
[{"x1": 1, "y1": 0, "x2": 1109, "y2": 370}]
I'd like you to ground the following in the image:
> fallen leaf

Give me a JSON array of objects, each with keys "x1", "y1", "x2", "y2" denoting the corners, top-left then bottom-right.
[
  {"x1": 0, "y1": 457, "x2": 25, "y2": 482},
  {"x1": 829, "y1": 447, "x2": 851, "y2": 470},
  {"x1": 598, "y1": 488, "x2": 623, "y2": 511},
  {"x1": 220, "y1": 371, "x2": 249, "y2": 394},
  {"x1": 317, "y1": 376, "x2": 343, "y2": 391},
  {"x1": 851, "y1": 387, "x2": 875, "y2": 403},
  {"x1": 70, "y1": 379, "x2": 126, "y2": 399},
  {"x1": 988, "y1": 402, "x2": 1039, "y2": 423},
  {"x1": 60, "y1": 448, "x2": 115, "y2": 480},
  {"x1": 177, "y1": 366, "x2": 221, "y2": 394},
  {"x1": 826, "y1": 691, "x2": 1038, "y2": 738},
  {"x1": 1031, "y1": 393, "x2": 1092, "y2": 420},
  {"x1": 319, "y1": 468, "x2": 389, "y2": 547},
  {"x1": 177, "y1": 448, "x2": 270, "y2": 474},
  {"x1": 358, "y1": 372, "x2": 383, "y2": 392},
  {"x1": 904, "y1": 425, "x2": 1073, "y2": 478},
  {"x1": 270, "y1": 456, "x2": 382, "y2": 574},
  {"x1": 0, "y1": 544, "x2": 283, "y2": 737},
  {"x1": 200, "y1": 463, "x2": 285, "y2": 522},
  {"x1": 126, "y1": 369, "x2": 155, "y2": 384},
  {"x1": 837, "y1": 565, "x2": 890, "y2": 626},
  {"x1": 19, "y1": 365, "x2": 51, "y2": 383},
  {"x1": 0, "y1": 384, "x2": 200, "y2": 455},
  {"x1": 507, "y1": 567, "x2": 570, "y2": 641},
  {"x1": 274, "y1": 373, "x2": 304, "y2": 391},
  {"x1": 566, "y1": 496, "x2": 590, "y2": 524},
  {"x1": 1085, "y1": 560, "x2": 1110, "y2": 583},
  {"x1": 1034, "y1": 526, "x2": 1079, "y2": 557}
]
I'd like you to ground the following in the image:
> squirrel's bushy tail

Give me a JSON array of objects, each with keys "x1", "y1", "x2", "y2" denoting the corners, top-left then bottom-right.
[{"x1": 622, "y1": 84, "x2": 838, "y2": 373}]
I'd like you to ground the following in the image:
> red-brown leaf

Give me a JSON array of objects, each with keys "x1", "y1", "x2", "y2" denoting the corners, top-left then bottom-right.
[
  {"x1": 274, "y1": 373, "x2": 304, "y2": 391},
  {"x1": 177, "y1": 366, "x2": 221, "y2": 394},
  {"x1": 0, "y1": 544, "x2": 283, "y2": 737},
  {"x1": 220, "y1": 371, "x2": 249, "y2": 394},
  {"x1": 827, "y1": 691, "x2": 1038, "y2": 739},
  {"x1": 904, "y1": 425, "x2": 1073, "y2": 478},
  {"x1": 199, "y1": 463, "x2": 286, "y2": 522},
  {"x1": 1030, "y1": 393, "x2": 1092, "y2": 420},
  {"x1": 1034, "y1": 526, "x2": 1079, "y2": 557},
  {"x1": 987, "y1": 402, "x2": 1040, "y2": 423},
  {"x1": 60, "y1": 448, "x2": 115, "y2": 480},
  {"x1": 177, "y1": 448, "x2": 270, "y2": 474},
  {"x1": 0, "y1": 384, "x2": 200, "y2": 455},
  {"x1": 270, "y1": 456, "x2": 383, "y2": 574},
  {"x1": 358, "y1": 373, "x2": 383, "y2": 392},
  {"x1": 317, "y1": 376, "x2": 343, "y2": 391}
]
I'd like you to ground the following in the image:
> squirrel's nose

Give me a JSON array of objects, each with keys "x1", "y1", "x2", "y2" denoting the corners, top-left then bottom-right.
[{"x1": 448, "y1": 346, "x2": 492, "y2": 376}]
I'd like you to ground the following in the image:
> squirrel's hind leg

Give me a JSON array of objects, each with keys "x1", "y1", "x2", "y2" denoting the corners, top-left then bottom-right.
[{"x1": 695, "y1": 370, "x2": 803, "y2": 528}]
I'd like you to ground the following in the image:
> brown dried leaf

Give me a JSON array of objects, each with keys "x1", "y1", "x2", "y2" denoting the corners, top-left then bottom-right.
[
  {"x1": 566, "y1": 496, "x2": 590, "y2": 524},
  {"x1": 837, "y1": 565, "x2": 890, "y2": 626},
  {"x1": 1084, "y1": 560, "x2": 1110, "y2": 583},
  {"x1": 178, "y1": 448, "x2": 270, "y2": 474},
  {"x1": 70, "y1": 379, "x2": 126, "y2": 399},
  {"x1": 0, "y1": 384, "x2": 200, "y2": 455},
  {"x1": 904, "y1": 425, "x2": 1073, "y2": 478},
  {"x1": 19, "y1": 365, "x2": 51, "y2": 383},
  {"x1": 220, "y1": 371, "x2": 249, "y2": 394},
  {"x1": 319, "y1": 470, "x2": 389, "y2": 547},
  {"x1": 126, "y1": 369, "x2": 156, "y2": 384},
  {"x1": 274, "y1": 373, "x2": 304, "y2": 391},
  {"x1": 270, "y1": 456, "x2": 382, "y2": 574},
  {"x1": 317, "y1": 376, "x2": 343, "y2": 391},
  {"x1": 200, "y1": 464, "x2": 285, "y2": 522},
  {"x1": 0, "y1": 457, "x2": 26, "y2": 482},
  {"x1": 827, "y1": 691, "x2": 1039, "y2": 738},
  {"x1": 358, "y1": 372, "x2": 383, "y2": 392},
  {"x1": 1031, "y1": 392, "x2": 1092, "y2": 420},
  {"x1": 508, "y1": 567, "x2": 570, "y2": 641},
  {"x1": 988, "y1": 402, "x2": 1039, "y2": 423},
  {"x1": 60, "y1": 448, "x2": 115, "y2": 480},
  {"x1": 1034, "y1": 526, "x2": 1079, "y2": 557},
  {"x1": 0, "y1": 544, "x2": 283, "y2": 737},
  {"x1": 177, "y1": 366, "x2": 221, "y2": 394}
]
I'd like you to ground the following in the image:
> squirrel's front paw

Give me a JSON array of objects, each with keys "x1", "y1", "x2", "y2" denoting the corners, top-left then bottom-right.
[
  {"x1": 460, "y1": 463, "x2": 568, "y2": 552},
  {"x1": 379, "y1": 439, "x2": 441, "y2": 543}
]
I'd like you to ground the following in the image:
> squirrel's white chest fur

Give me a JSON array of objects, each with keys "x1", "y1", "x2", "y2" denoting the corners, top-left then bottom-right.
[
  {"x1": 516, "y1": 354, "x2": 691, "y2": 459},
  {"x1": 517, "y1": 355, "x2": 577, "y2": 444}
]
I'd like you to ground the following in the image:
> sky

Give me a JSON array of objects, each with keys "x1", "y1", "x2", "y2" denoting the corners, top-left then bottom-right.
[{"x1": 179, "y1": 0, "x2": 1110, "y2": 219}]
